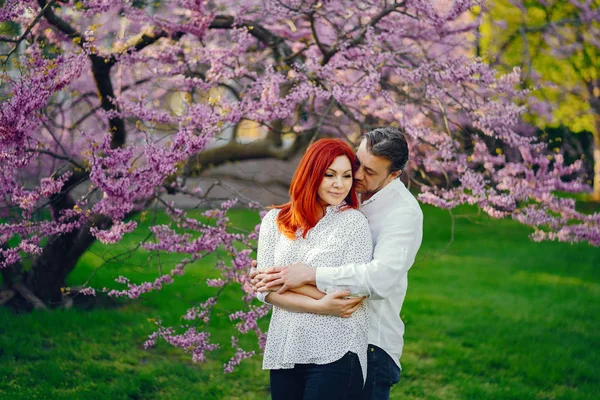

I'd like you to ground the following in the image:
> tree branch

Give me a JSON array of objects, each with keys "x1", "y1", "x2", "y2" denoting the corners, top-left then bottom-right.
[
  {"x1": 2, "y1": 0, "x2": 60, "y2": 61},
  {"x1": 308, "y1": 11, "x2": 332, "y2": 65},
  {"x1": 184, "y1": 135, "x2": 311, "y2": 177},
  {"x1": 0, "y1": 36, "x2": 18, "y2": 43},
  {"x1": 13, "y1": 282, "x2": 47, "y2": 310},
  {"x1": 323, "y1": 2, "x2": 406, "y2": 65},
  {"x1": 37, "y1": 0, "x2": 84, "y2": 45},
  {"x1": 209, "y1": 15, "x2": 292, "y2": 62},
  {"x1": 25, "y1": 148, "x2": 85, "y2": 170}
]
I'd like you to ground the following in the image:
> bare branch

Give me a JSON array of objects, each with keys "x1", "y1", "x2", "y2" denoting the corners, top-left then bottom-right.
[
  {"x1": 13, "y1": 283, "x2": 48, "y2": 310},
  {"x1": 184, "y1": 135, "x2": 311, "y2": 178},
  {"x1": 308, "y1": 11, "x2": 332, "y2": 65},
  {"x1": 439, "y1": 209, "x2": 456, "y2": 254},
  {"x1": 308, "y1": 96, "x2": 335, "y2": 146},
  {"x1": 24, "y1": 148, "x2": 85, "y2": 170},
  {"x1": 0, "y1": 36, "x2": 18, "y2": 43}
]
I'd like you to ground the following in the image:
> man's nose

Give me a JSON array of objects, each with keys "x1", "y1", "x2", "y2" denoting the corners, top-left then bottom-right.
[{"x1": 355, "y1": 166, "x2": 364, "y2": 180}]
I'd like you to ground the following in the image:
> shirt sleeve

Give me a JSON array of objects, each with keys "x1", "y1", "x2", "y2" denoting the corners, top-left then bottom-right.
[
  {"x1": 316, "y1": 208, "x2": 423, "y2": 300},
  {"x1": 255, "y1": 209, "x2": 280, "y2": 304},
  {"x1": 322, "y1": 210, "x2": 373, "y2": 296}
]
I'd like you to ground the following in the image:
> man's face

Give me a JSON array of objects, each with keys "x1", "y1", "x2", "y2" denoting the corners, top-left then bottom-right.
[{"x1": 354, "y1": 140, "x2": 401, "y2": 200}]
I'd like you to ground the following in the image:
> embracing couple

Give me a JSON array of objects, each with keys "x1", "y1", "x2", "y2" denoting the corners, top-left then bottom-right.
[{"x1": 250, "y1": 127, "x2": 423, "y2": 400}]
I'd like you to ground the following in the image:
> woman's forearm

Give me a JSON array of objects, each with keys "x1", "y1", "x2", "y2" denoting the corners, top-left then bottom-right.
[
  {"x1": 266, "y1": 284, "x2": 325, "y2": 300},
  {"x1": 290, "y1": 285, "x2": 325, "y2": 300},
  {"x1": 265, "y1": 292, "x2": 323, "y2": 314}
]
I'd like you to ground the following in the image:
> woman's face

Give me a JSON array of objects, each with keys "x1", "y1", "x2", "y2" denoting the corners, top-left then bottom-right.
[{"x1": 317, "y1": 155, "x2": 353, "y2": 207}]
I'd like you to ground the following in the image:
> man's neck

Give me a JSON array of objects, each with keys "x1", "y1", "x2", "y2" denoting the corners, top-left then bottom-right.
[
  {"x1": 360, "y1": 192, "x2": 374, "y2": 203},
  {"x1": 360, "y1": 179, "x2": 396, "y2": 203}
]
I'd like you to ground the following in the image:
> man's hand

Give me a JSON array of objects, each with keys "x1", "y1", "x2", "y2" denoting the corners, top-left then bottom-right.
[
  {"x1": 254, "y1": 263, "x2": 316, "y2": 294},
  {"x1": 249, "y1": 260, "x2": 260, "y2": 285},
  {"x1": 315, "y1": 291, "x2": 366, "y2": 318}
]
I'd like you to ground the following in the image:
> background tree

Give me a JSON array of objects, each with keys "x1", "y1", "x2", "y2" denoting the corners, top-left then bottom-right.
[
  {"x1": 479, "y1": 0, "x2": 600, "y2": 200},
  {"x1": 0, "y1": 0, "x2": 598, "y2": 367}
]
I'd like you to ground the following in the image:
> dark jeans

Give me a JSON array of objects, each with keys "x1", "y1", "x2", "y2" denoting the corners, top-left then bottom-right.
[
  {"x1": 270, "y1": 352, "x2": 363, "y2": 400},
  {"x1": 359, "y1": 344, "x2": 401, "y2": 400}
]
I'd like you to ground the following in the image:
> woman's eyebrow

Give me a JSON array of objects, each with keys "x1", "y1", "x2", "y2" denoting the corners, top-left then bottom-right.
[{"x1": 327, "y1": 168, "x2": 352, "y2": 174}]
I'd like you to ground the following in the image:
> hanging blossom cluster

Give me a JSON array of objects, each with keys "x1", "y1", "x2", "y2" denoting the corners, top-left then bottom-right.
[
  {"x1": 1, "y1": 45, "x2": 89, "y2": 266},
  {"x1": 136, "y1": 200, "x2": 269, "y2": 371},
  {"x1": 0, "y1": 0, "x2": 598, "y2": 370}
]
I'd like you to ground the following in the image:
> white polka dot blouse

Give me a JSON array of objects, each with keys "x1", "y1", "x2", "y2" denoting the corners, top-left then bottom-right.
[{"x1": 256, "y1": 205, "x2": 373, "y2": 383}]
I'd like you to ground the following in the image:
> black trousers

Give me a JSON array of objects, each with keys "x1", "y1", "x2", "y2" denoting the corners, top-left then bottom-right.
[
  {"x1": 269, "y1": 352, "x2": 363, "y2": 400},
  {"x1": 358, "y1": 344, "x2": 401, "y2": 400}
]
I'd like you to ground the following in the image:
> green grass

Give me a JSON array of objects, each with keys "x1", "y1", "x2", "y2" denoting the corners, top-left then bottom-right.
[{"x1": 1, "y1": 206, "x2": 599, "y2": 399}]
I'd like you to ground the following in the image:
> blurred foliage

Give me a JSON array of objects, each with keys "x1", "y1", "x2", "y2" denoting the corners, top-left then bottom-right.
[{"x1": 479, "y1": 0, "x2": 598, "y2": 134}]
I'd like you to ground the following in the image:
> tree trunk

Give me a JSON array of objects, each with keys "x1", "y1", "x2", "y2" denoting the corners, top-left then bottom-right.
[
  {"x1": 26, "y1": 190, "x2": 113, "y2": 305},
  {"x1": 12, "y1": 187, "x2": 109, "y2": 308},
  {"x1": 0, "y1": 252, "x2": 22, "y2": 289},
  {"x1": 24, "y1": 225, "x2": 99, "y2": 306},
  {"x1": 1, "y1": 225, "x2": 99, "y2": 310}
]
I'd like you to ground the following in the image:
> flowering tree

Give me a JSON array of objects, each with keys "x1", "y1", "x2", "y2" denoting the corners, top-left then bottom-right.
[
  {"x1": 1, "y1": 0, "x2": 598, "y2": 369},
  {"x1": 480, "y1": 0, "x2": 600, "y2": 200}
]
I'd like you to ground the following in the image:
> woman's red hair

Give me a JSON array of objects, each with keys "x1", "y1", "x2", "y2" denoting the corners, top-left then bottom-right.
[{"x1": 275, "y1": 138, "x2": 359, "y2": 240}]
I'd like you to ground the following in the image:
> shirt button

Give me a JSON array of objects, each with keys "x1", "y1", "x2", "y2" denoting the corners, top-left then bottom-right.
[{"x1": 370, "y1": 347, "x2": 374, "y2": 352}]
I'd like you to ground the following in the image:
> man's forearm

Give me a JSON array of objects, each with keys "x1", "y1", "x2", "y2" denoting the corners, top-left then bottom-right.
[
  {"x1": 265, "y1": 292, "x2": 323, "y2": 314},
  {"x1": 259, "y1": 264, "x2": 317, "y2": 291}
]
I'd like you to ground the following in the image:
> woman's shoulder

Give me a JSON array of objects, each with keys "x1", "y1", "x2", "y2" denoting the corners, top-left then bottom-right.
[
  {"x1": 335, "y1": 207, "x2": 368, "y2": 225},
  {"x1": 262, "y1": 208, "x2": 281, "y2": 224},
  {"x1": 258, "y1": 209, "x2": 282, "y2": 238},
  {"x1": 264, "y1": 208, "x2": 281, "y2": 217}
]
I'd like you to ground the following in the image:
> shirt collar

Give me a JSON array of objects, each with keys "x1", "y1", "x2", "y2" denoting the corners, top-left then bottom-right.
[
  {"x1": 360, "y1": 178, "x2": 402, "y2": 206},
  {"x1": 325, "y1": 202, "x2": 344, "y2": 215}
]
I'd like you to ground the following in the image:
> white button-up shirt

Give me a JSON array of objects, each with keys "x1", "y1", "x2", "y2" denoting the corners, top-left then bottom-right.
[
  {"x1": 316, "y1": 179, "x2": 423, "y2": 368},
  {"x1": 257, "y1": 206, "x2": 373, "y2": 383}
]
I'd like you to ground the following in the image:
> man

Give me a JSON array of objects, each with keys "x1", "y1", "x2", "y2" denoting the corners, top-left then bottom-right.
[{"x1": 252, "y1": 127, "x2": 423, "y2": 400}]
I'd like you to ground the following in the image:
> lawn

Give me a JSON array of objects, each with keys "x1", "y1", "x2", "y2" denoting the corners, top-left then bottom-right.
[{"x1": 1, "y1": 205, "x2": 599, "y2": 399}]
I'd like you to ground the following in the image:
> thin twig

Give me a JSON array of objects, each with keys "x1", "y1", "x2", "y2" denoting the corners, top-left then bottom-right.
[{"x1": 439, "y1": 208, "x2": 456, "y2": 254}]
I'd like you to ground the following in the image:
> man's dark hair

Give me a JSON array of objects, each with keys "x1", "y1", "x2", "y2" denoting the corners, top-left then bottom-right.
[{"x1": 364, "y1": 127, "x2": 409, "y2": 174}]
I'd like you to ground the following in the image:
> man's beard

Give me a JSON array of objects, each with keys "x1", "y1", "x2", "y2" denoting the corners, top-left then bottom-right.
[
  {"x1": 355, "y1": 179, "x2": 387, "y2": 200},
  {"x1": 354, "y1": 181, "x2": 367, "y2": 194}
]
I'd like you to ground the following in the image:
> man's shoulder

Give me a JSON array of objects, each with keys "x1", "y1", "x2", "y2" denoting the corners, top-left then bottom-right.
[
  {"x1": 396, "y1": 195, "x2": 423, "y2": 217},
  {"x1": 377, "y1": 180, "x2": 422, "y2": 215},
  {"x1": 388, "y1": 186, "x2": 423, "y2": 218}
]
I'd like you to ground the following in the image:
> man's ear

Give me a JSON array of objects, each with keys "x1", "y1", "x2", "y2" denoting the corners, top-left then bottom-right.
[{"x1": 392, "y1": 170, "x2": 402, "y2": 179}]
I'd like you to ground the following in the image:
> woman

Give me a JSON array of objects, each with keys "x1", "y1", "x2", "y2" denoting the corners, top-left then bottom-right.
[{"x1": 256, "y1": 139, "x2": 373, "y2": 400}]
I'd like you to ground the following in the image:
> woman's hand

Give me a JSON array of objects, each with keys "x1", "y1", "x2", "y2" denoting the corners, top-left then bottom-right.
[{"x1": 315, "y1": 291, "x2": 366, "y2": 318}]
